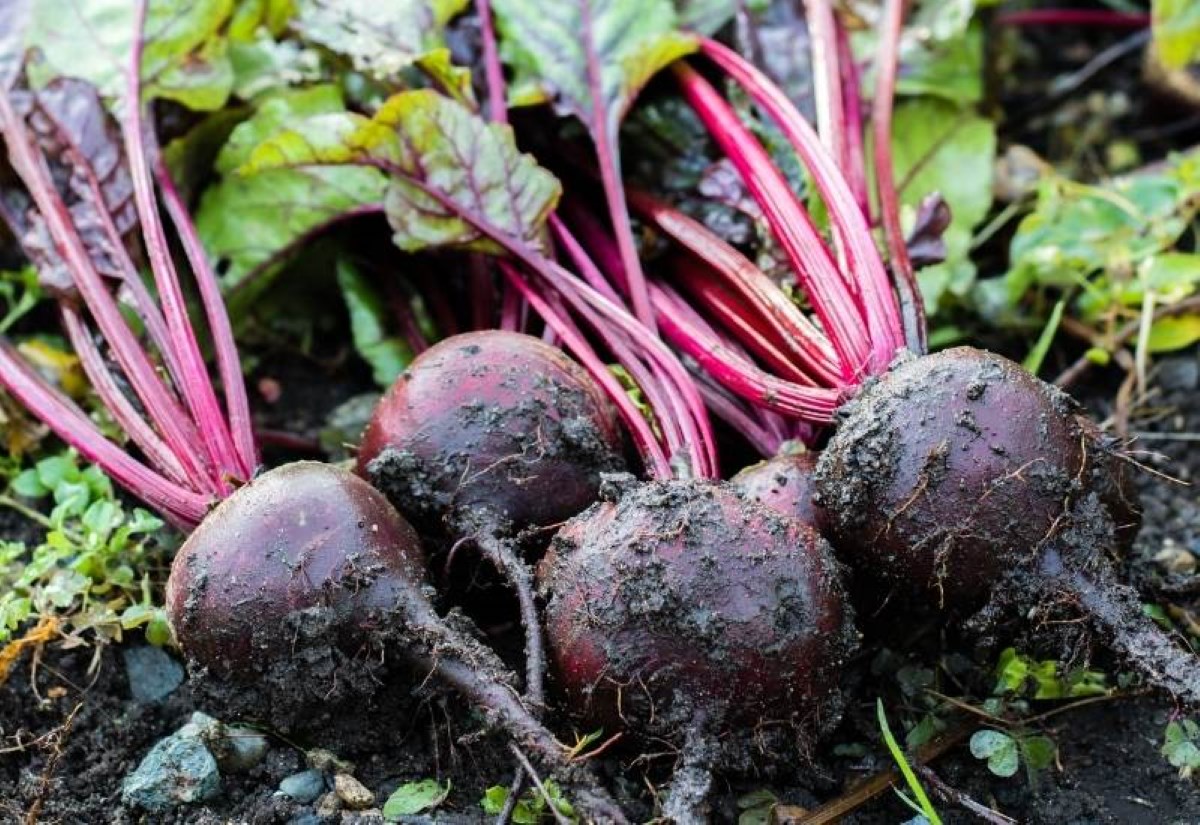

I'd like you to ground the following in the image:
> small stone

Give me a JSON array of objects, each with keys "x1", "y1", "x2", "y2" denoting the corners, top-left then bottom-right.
[
  {"x1": 122, "y1": 646, "x2": 184, "y2": 703},
  {"x1": 1156, "y1": 540, "x2": 1197, "y2": 575},
  {"x1": 177, "y1": 711, "x2": 221, "y2": 740},
  {"x1": 316, "y1": 791, "x2": 343, "y2": 818},
  {"x1": 341, "y1": 809, "x2": 385, "y2": 823},
  {"x1": 307, "y1": 748, "x2": 354, "y2": 774},
  {"x1": 217, "y1": 726, "x2": 270, "y2": 772},
  {"x1": 334, "y1": 773, "x2": 375, "y2": 810},
  {"x1": 279, "y1": 769, "x2": 326, "y2": 804},
  {"x1": 121, "y1": 734, "x2": 220, "y2": 811}
]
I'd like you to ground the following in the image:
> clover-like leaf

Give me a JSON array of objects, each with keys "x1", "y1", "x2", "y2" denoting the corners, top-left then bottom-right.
[{"x1": 969, "y1": 729, "x2": 1019, "y2": 778}]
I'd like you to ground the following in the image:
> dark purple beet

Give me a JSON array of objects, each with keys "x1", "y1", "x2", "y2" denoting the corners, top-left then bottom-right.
[
  {"x1": 730, "y1": 447, "x2": 828, "y2": 533},
  {"x1": 814, "y1": 347, "x2": 1132, "y2": 608},
  {"x1": 357, "y1": 330, "x2": 625, "y2": 536},
  {"x1": 816, "y1": 348, "x2": 1200, "y2": 706},
  {"x1": 166, "y1": 461, "x2": 430, "y2": 679},
  {"x1": 540, "y1": 478, "x2": 855, "y2": 734},
  {"x1": 165, "y1": 461, "x2": 628, "y2": 821},
  {"x1": 357, "y1": 330, "x2": 627, "y2": 709}
]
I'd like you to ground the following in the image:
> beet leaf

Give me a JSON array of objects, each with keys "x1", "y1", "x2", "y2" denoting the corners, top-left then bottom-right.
[{"x1": 490, "y1": 0, "x2": 696, "y2": 328}]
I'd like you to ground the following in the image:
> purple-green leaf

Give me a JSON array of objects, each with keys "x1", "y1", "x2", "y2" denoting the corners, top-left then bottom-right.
[{"x1": 242, "y1": 89, "x2": 561, "y2": 255}]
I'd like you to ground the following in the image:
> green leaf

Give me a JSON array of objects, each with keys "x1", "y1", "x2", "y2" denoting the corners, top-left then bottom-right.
[
  {"x1": 491, "y1": 0, "x2": 696, "y2": 139},
  {"x1": 196, "y1": 85, "x2": 387, "y2": 302},
  {"x1": 1163, "y1": 719, "x2": 1200, "y2": 770},
  {"x1": 244, "y1": 90, "x2": 562, "y2": 255},
  {"x1": 382, "y1": 779, "x2": 451, "y2": 819},
  {"x1": 11, "y1": 468, "x2": 47, "y2": 498},
  {"x1": 36, "y1": 454, "x2": 78, "y2": 490},
  {"x1": 969, "y1": 729, "x2": 1019, "y2": 777},
  {"x1": 1019, "y1": 736, "x2": 1056, "y2": 772},
  {"x1": 888, "y1": 99, "x2": 995, "y2": 311},
  {"x1": 1022, "y1": 298, "x2": 1065, "y2": 376},
  {"x1": 26, "y1": 0, "x2": 236, "y2": 111},
  {"x1": 895, "y1": 20, "x2": 984, "y2": 105},
  {"x1": 337, "y1": 260, "x2": 413, "y2": 387},
  {"x1": 293, "y1": 0, "x2": 468, "y2": 81},
  {"x1": 675, "y1": 0, "x2": 737, "y2": 36},
  {"x1": 480, "y1": 785, "x2": 510, "y2": 816},
  {"x1": 1153, "y1": 0, "x2": 1200, "y2": 70},
  {"x1": 1147, "y1": 314, "x2": 1200, "y2": 353},
  {"x1": 414, "y1": 48, "x2": 477, "y2": 109}
]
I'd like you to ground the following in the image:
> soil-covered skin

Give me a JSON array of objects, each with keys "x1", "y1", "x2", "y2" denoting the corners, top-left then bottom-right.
[
  {"x1": 360, "y1": 331, "x2": 627, "y2": 542},
  {"x1": 540, "y1": 476, "x2": 855, "y2": 741},
  {"x1": 814, "y1": 346, "x2": 1135, "y2": 609}
]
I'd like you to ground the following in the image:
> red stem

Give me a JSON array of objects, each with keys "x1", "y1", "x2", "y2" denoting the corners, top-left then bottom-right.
[
  {"x1": 651, "y1": 283, "x2": 839, "y2": 421},
  {"x1": 0, "y1": 339, "x2": 209, "y2": 526},
  {"x1": 626, "y1": 187, "x2": 842, "y2": 386},
  {"x1": 0, "y1": 95, "x2": 217, "y2": 492},
  {"x1": 873, "y1": 0, "x2": 927, "y2": 355},
  {"x1": 127, "y1": 0, "x2": 240, "y2": 488},
  {"x1": 476, "y1": 0, "x2": 509, "y2": 125},
  {"x1": 803, "y1": 0, "x2": 849, "y2": 177},
  {"x1": 834, "y1": 20, "x2": 870, "y2": 218},
  {"x1": 61, "y1": 307, "x2": 190, "y2": 486},
  {"x1": 673, "y1": 62, "x2": 870, "y2": 380},
  {"x1": 153, "y1": 154, "x2": 260, "y2": 477},
  {"x1": 697, "y1": 40, "x2": 908, "y2": 372},
  {"x1": 995, "y1": 10, "x2": 1149, "y2": 28},
  {"x1": 579, "y1": 0, "x2": 656, "y2": 332}
]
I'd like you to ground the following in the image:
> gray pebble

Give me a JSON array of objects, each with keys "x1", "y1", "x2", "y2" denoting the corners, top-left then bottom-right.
[
  {"x1": 122, "y1": 646, "x2": 184, "y2": 703},
  {"x1": 279, "y1": 769, "x2": 327, "y2": 804},
  {"x1": 121, "y1": 734, "x2": 220, "y2": 810}
]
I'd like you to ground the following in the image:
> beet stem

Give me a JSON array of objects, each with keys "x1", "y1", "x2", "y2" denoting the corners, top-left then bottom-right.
[{"x1": 871, "y1": 0, "x2": 928, "y2": 355}]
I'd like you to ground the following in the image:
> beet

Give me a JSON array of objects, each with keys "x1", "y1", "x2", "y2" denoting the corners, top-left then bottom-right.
[
  {"x1": 730, "y1": 446, "x2": 828, "y2": 533},
  {"x1": 358, "y1": 330, "x2": 626, "y2": 708},
  {"x1": 166, "y1": 461, "x2": 429, "y2": 679},
  {"x1": 359, "y1": 330, "x2": 625, "y2": 536},
  {"x1": 539, "y1": 478, "x2": 856, "y2": 819},
  {"x1": 816, "y1": 347, "x2": 1200, "y2": 705},
  {"x1": 165, "y1": 461, "x2": 628, "y2": 821}
]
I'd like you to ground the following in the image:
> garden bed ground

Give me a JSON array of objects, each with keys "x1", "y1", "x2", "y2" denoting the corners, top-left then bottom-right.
[{"x1": 0, "y1": 348, "x2": 1196, "y2": 824}]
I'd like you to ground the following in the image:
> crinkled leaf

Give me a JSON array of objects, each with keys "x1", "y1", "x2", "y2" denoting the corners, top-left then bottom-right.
[
  {"x1": 1000, "y1": 156, "x2": 1200, "y2": 323},
  {"x1": 381, "y1": 779, "x2": 451, "y2": 819},
  {"x1": 26, "y1": 0, "x2": 236, "y2": 111},
  {"x1": 196, "y1": 85, "x2": 387, "y2": 301},
  {"x1": 229, "y1": 30, "x2": 323, "y2": 100},
  {"x1": 337, "y1": 260, "x2": 412, "y2": 388},
  {"x1": 1019, "y1": 736, "x2": 1056, "y2": 772},
  {"x1": 492, "y1": 0, "x2": 696, "y2": 140},
  {"x1": 1153, "y1": 0, "x2": 1200, "y2": 70},
  {"x1": 887, "y1": 98, "x2": 995, "y2": 311},
  {"x1": 414, "y1": 48, "x2": 476, "y2": 109},
  {"x1": 293, "y1": 0, "x2": 467, "y2": 80},
  {"x1": 243, "y1": 90, "x2": 562, "y2": 255}
]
